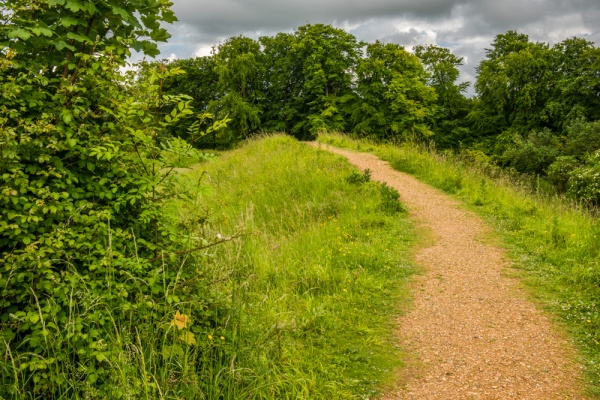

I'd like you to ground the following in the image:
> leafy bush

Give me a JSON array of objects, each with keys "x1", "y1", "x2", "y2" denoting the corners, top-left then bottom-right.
[
  {"x1": 345, "y1": 168, "x2": 371, "y2": 184},
  {"x1": 567, "y1": 151, "x2": 600, "y2": 206},
  {"x1": 500, "y1": 129, "x2": 560, "y2": 175},
  {"x1": 565, "y1": 119, "x2": 600, "y2": 158},
  {"x1": 547, "y1": 156, "x2": 580, "y2": 192},
  {"x1": 0, "y1": 2, "x2": 227, "y2": 397},
  {"x1": 378, "y1": 182, "x2": 406, "y2": 214}
]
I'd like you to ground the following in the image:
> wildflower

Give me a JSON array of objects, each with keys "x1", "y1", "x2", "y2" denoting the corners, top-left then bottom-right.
[
  {"x1": 220, "y1": 336, "x2": 225, "y2": 341},
  {"x1": 170, "y1": 311, "x2": 189, "y2": 330}
]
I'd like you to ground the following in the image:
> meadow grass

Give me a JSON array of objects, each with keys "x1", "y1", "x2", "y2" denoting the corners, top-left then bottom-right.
[
  {"x1": 318, "y1": 132, "x2": 600, "y2": 396},
  {"x1": 169, "y1": 134, "x2": 417, "y2": 399},
  {"x1": 0, "y1": 134, "x2": 415, "y2": 399}
]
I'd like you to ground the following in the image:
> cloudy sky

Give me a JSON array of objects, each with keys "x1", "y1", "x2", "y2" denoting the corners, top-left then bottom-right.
[{"x1": 151, "y1": 0, "x2": 599, "y2": 92}]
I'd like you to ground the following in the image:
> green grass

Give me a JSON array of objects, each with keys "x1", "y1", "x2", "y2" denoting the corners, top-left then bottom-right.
[
  {"x1": 318, "y1": 132, "x2": 600, "y2": 397},
  {"x1": 168, "y1": 134, "x2": 417, "y2": 399}
]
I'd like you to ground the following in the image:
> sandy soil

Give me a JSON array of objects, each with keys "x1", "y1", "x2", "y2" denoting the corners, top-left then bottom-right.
[{"x1": 312, "y1": 143, "x2": 587, "y2": 400}]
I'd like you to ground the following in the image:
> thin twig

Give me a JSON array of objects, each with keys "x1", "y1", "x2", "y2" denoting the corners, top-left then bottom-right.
[{"x1": 148, "y1": 233, "x2": 245, "y2": 263}]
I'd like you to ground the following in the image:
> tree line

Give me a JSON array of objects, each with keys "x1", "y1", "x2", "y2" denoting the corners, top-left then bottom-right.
[{"x1": 158, "y1": 25, "x2": 600, "y2": 204}]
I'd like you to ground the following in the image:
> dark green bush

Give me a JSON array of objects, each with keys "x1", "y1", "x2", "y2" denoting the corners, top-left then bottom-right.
[
  {"x1": 565, "y1": 119, "x2": 600, "y2": 158},
  {"x1": 500, "y1": 129, "x2": 559, "y2": 175}
]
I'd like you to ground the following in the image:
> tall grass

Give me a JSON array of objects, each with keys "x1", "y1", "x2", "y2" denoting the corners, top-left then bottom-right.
[
  {"x1": 319, "y1": 132, "x2": 600, "y2": 396},
  {"x1": 173, "y1": 134, "x2": 417, "y2": 399},
  {"x1": 1, "y1": 134, "x2": 416, "y2": 399}
]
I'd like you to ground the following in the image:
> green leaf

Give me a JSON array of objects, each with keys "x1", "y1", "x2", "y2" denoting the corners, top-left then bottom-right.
[
  {"x1": 111, "y1": 6, "x2": 131, "y2": 20},
  {"x1": 150, "y1": 28, "x2": 171, "y2": 42},
  {"x1": 32, "y1": 27, "x2": 53, "y2": 37},
  {"x1": 55, "y1": 41, "x2": 77, "y2": 51},
  {"x1": 141, "y1": 41, "x2": 160, "y2": 57},
  {"x1": 65, "y1": 0, "x2": 84, "y2": 12},
  {"x1": 60, "y1": 17, "x2": 80, "y2": 27},
  {"x1": 67, "y1": 32, "x2": 91, "y2": 44},
  {"x1": 8, "y1": 28, "x2": 31, "y2": 41}
]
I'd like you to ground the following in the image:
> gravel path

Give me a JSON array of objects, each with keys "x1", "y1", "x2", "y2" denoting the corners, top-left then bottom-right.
[{"x1": 312, "y1": 143, "x2": 587, "y2": 400}]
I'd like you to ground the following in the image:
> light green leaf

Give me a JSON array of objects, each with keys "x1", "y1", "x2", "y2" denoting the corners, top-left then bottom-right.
[
  {"x1": 32, "y1": 27, "x2": 53, "y2": 37},
  {"x1": 8, "y1": 28, "x2": 31, "y2": 41},
  {"x1": 60, "y1": 17, "x2": 79, "y2": 27},
  {"x1": 65, "y1": 0, "x2": 84, "y2": 12},
  {"x1": 55, "y1": 41, "x2": 77, "y2": 51}
]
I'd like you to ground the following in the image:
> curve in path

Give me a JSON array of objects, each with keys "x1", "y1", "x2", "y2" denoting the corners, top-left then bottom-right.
[{"x1": 314, "y1": 143, "x2": 587, "y2": 400}]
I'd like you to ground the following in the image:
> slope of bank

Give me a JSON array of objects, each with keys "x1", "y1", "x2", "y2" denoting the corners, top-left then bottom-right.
[
  {"x1": 318, "y1": 133, "x2": 600, "y2": 397},
  {"x1": 171, "y1": 135, "x2": 417, "y2": 399}
]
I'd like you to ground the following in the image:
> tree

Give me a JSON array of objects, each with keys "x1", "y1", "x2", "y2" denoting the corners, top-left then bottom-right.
[
  {"x1": 471, "y1": 31, "x2": 554, "y2": 152},
  {"x1": 260, "y1": 32, "x2": 298, "y2": 133},
  {"x1": 210, "y1": 35, "x2": 264, "y2": 140},
  {"x1": 351, "y1": 41, "x2": 437, "y2": 141},
  {"x1": 414, "y1": 44, "x2": 471, "y2": 148},
  {"x1": 289, "y1": 24, "x2": 361, "y2": 139},
  {"x1": 158, "y1": 56, "x2": 222, "y2": 145}
]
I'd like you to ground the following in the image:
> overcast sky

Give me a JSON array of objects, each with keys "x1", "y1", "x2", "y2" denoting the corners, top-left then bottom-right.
[{"x1": 150, "y1": 0, "x2": 599, "y2": 92}]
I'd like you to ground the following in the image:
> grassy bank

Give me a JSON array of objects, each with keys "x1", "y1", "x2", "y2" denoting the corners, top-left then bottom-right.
[
  {"x1": 170, "y1": 135, "x2": 416, "y2": 399},
  {"x1": 318, "y1": 132, "x2": 600, "y2": 396}
]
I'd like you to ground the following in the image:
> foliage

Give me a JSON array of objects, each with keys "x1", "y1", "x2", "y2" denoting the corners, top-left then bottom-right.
[
  {"x1": 567, "y1": 151, "x2": 600, "y2": 206},
  {"x1": 499, "y1": 129, "x2": 560, "y2": 175},
  {"x1": 351, "y1": 41, "x2": 437, "y2": 141},
  {"x1": 414, "y1": 44, "x2": 472, "y2": 148},
  {"x1": 157, "y1": 56, "x2": 221, "y2": 145},
  {"x1": 288, "y1": 24, "x2": 361, "y2": 139},
  {"x1": 209, "y1": 35, "x2": 264, "y2": 140},
  {"x1": 0, "y1": 1, "x2": 229, "y2": 397}
]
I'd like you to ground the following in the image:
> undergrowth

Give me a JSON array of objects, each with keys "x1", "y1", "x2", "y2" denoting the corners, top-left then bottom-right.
[
  {"x1": 169, "y1": 134, "x2": 416, "y2": 399},
  {"x1": 318, "y1": 132, "x2": 600, "y2": 397}
]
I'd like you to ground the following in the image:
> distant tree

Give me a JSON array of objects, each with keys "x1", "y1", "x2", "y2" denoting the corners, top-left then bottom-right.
[
  {"x1": 544, "y1": 37, "x2": 600, "y2": 131},
  {"x1": 147, "y1": 56, "x2": 221, "y2": 145},
  {"x1": 351, "y1": 41, "x2": 437, "y2": 141},
  {"x1": 260, "y1": 32, "x2": 298, "y2": 133},
  {"x1": 210, "y1": 35, "x2": 264, "y2": 140},
  {"x1": 414, "y1": 44, "x2": 471, "y2": 148},
  {"x1": 289, "y1": 23, "x2": 361, "y2": 139}
]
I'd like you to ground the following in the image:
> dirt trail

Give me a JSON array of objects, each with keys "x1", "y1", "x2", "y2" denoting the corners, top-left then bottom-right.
[{"x1": 312, "y1": 143, "x2": 587, "y2": 400}]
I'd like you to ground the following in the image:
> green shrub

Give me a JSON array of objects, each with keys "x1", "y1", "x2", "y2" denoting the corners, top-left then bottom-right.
[
  {"x1": 547, "y1": 156, "x2": 580, "y2": 192},
  {"x1": 567, "y1": 151, "x2": 600, "y2": 206},
  {"x1": 565, "y1": 119, "x2": 600, "y2": 158},
  {"x1": 500, "y1": 129, "x2": 560, "y2": 175},
  {"x1": 0, "y1": 3, "x2": 229, "y2": 397}
]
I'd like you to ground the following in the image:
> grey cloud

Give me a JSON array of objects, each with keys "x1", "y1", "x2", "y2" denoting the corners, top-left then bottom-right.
[{"x1": 155, "y1": 0, "x2": 600, "y2": 90}]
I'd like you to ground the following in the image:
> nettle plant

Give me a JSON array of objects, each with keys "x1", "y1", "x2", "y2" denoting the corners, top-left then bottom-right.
[{"x1": 0, "y1": 1, "x2": 224, "y2": 396}]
